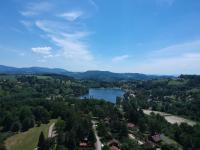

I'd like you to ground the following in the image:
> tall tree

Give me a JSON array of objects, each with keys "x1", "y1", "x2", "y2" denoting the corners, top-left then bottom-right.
[{"x1": 37, "y1": 132, "x2": 45, "y2": 150}]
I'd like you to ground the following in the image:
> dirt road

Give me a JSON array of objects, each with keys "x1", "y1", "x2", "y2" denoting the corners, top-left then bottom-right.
[{"x1": 48, "y1": 123, "x2": 56, "y2": 138}]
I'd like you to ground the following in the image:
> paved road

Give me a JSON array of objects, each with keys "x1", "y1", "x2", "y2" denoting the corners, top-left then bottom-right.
[
  {"x1": 92, "y1": 121, "x2": 102, "y2": 150},
  {"x1": 48, "y1": 123, "x2": 56, "y2": 138}
]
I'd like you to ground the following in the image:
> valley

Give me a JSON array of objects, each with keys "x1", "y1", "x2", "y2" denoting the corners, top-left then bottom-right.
[{"x1": 0, "y1": 74, "x2": 200, "y2": 150}]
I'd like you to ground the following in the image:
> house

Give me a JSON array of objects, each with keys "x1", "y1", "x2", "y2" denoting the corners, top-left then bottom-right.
[
  {"x1": 110, "y1": 145, "x2": 120, "y2": 150},
  {"x1": 79, "y1": 136, "x2": 93, "y2": 148},
  {"x1": 151, "y1": 134, "x2": 161, "y2": 143},
  {"x1": 104, "y1": 117, "x2": 111, "y2": 124},
  {"x1": 127, "y1": 123, "x2": 136, "y2": 130},
  {"x1": 108, "y1": 139, "x2": 120, "y2": 150},
  {"x1": 79, "y1": 142, "x2": 88, "y2": 147}
]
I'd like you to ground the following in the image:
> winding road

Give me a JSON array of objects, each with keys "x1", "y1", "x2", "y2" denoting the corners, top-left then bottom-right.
[{"x1": 92, "y1": 121, "x2": 102, "y2": 150}]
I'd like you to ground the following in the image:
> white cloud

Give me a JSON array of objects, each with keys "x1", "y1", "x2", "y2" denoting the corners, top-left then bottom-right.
[
  {"x1": 20, "y1": 2, "x2": 53, "y2": 16},
  {"x1": 32, "y1": 47, "x2": 52, "y2": 55},
  {"x1": 19, "y1": 1, "x2": 97, "y2": 70},
  {"x1": 88, "y1": 0, "x2": 98, "y2": 10},
  {"x1": 35, "y1": 20, "x2": 94, "y2": 62},
  {"x1": 112, "y1": 55, "x2": 129, "y2": 62},
  {"x1": 59, "y1": 11, "x2": 82, "y2": 21}
]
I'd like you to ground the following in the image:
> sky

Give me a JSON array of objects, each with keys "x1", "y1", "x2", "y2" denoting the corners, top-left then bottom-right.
[{"x1": 0, "y1": 0, "x2": 200, "y2": 74}]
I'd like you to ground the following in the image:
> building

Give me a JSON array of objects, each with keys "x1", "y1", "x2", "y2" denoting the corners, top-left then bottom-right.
[
  {"x1": 108, "y1": 139, "x2": 120, "y2": 150},
  {"x1": 151, "y1": 134, "x2": 161, "y2": 143},
  {"x1": 127, "y1": 123, "x2": 136, "y2": 130}
]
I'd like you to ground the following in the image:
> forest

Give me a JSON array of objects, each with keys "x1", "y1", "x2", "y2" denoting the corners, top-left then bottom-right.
[{"x1": 0, "y1": 74, "x2": 200, "y2": 150}]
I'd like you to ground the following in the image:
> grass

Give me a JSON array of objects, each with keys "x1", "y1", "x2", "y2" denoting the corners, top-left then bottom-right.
[
  {"x1": 36, "y1": 76, "x2": 53, "y2": 80},
  {"x1": 0, "y1": 75, "x2": 17, "y2": 82},
  {"x1": 5, "y1": 119, "x2": 56, "y2": 150},
  {"x1": 168, "y1": 79, "x2": 188, "y2": 86}
]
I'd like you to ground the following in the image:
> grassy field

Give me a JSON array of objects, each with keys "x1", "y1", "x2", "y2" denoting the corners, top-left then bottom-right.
[
  {"x1": 5, "y1": 119, "x2": 56, "y2": 150},
  {"x1": 143, "y1": 109, "x2": 196, "y2": 126},
  {"x1": 0, "y1": 75, "x2": 17, "y2": 82},
  {"x1": 168, "y1": 79, "x2": 188, "y2": 86}
]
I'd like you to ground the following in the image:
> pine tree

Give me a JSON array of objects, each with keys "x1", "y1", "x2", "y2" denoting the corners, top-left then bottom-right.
[{"x1": 37, "y1": 131, "x2": 45, "y2": 150}]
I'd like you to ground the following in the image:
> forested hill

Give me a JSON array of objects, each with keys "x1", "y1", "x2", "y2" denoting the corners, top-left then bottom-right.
[{"x1": 0, "y1": 65, "x2": 173, "y2": 81}]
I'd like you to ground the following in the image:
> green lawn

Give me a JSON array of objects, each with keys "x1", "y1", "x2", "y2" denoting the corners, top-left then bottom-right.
[{"x1": 5, "y1": 119, "x2": 56, "y2": 150}]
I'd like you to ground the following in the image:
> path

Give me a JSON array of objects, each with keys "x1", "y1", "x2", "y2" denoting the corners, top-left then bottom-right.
[
  {"x1": 92, "y1": 121, "x2": 102, "y2": 150},
  {"x1": 48, "y1": 123, "x2": 56, "y2": 138}
]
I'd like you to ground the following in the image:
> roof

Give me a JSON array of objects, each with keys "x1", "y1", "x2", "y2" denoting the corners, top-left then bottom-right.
[
  {"x1": 127, "y1": 123, "x2": 135, "y2": 128},
  {"x1": 108, "y1": 139, "x2": 120, "y2": 147},
  {"x1": 110, "y1": 145, "x2": 120, "y2": 150},
  {"x1": 80, "y1": 142, "x2": 87, "y2": 147},
  {"x1": 151, "y1": 134, "x2": 161, "y2": 142}
]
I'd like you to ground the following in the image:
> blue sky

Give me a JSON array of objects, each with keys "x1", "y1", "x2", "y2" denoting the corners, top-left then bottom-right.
[{"x1": 0, "y1": 0, "x2": 200, "y2": 74}]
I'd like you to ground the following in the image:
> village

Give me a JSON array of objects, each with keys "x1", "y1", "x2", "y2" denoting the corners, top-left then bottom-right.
[{"x1": 77, "y1": 91, "x2": 182, "y2": 150}]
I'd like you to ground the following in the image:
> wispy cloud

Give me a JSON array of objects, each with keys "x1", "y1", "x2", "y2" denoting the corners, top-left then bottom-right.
[
  {"x1": 59, "y1": 11, "x2": 83, "y2": 21},
  {"x1": 154, "y1": 40, "x2": 200, "y2": 57},
  {"x1": 112, "y1": 55, "x2": 129, "y2": 62},
  {"x1": 20, "y1": 20, "x2": 33, "y2": 30},
  {"x1": 18, "y1": 0, "x2": 97, "y2": 70},
  {"x1": 35, "y1": 20, "x2": 93, "y2": 62},
  {"x1": 133, "y1": 40, "x2": 200, "y2": 74},
  {"x1": 20, "y1": 2, "x2": 53, "y2": 16},
  {"x1": 32, "y1": 47, "x2": 52, "y2": 55},
  {"x1": 88, "y1": 0, "x2": 98, "y2": 10}
]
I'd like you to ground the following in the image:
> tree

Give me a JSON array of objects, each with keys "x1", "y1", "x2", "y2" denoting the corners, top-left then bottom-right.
[
  {"x1": 102, "y1": 145, "x2": 109, "y2": 150},
  {"x1": 22, "y1": 118, "x2": 34, "y2": 131},
  {"x1": 56, "y1": 145, "x2": 67, "y2": 150},
  {"x1": 88, "y1": 129, "x2": 96, "y2": 144},
  {"x1": 65, "y1": 131, "x2": 76, "y2": 150},
  {"x1": 162, "y1": 144, "x2": 177, "y2": 150},
  {"x1": 97, "y1": 122, "x2": 107, "y2": 137},
  {"x1": 44, "y1": 138, "x2": 55, "y2": 150},
  {"x1": 138, "y1": 118, "x2": 146, "y2": 133},
  {"x1": 37, "y1": 132, "x2": 45, "y2": 150},
  {"x1": 11, "y1": 121, "x2": 21, "y2": 132},
  {"x1": 19, "y1": 107, "x2": 33, "y2": 121},
  {"x1": 121, "y1": 140, "x2": 141, "y2": 150},
  {"x1": 55, "y1": 119, "x2": 65, "y2": 132},
  {"x1": 119, "y1": 122, "x2": 128, "y2": 140},
  {"x1": 2, "y1": 112, "x2": 15, "y2": 131},
  {"x1": 33, "y1": 106, "x2": 50, "y2": 124}
]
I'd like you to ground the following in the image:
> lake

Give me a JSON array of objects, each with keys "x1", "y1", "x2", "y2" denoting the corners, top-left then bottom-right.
[{"x1": 80, "y1": 88, "x2": 125, "y2": 103}]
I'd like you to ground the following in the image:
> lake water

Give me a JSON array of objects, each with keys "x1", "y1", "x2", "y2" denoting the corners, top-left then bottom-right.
[{"x1": 80, "y1": 88, "x2": 125, "y2": 103}]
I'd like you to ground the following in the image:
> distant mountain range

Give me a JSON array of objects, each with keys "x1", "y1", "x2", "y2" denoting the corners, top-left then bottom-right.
[{"x1": 0, "y1": 65, "x2": 174, "y2": 81}]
